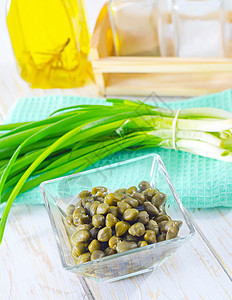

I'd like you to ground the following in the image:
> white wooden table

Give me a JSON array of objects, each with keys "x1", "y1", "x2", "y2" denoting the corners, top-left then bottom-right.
[{"x1": 0, "y1": 64, "x2": 232, "y2": 300}]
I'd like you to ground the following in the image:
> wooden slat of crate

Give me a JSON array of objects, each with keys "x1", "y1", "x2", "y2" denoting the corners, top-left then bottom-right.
[
  {"x1": 92, "y1": 57, "x2": 232, "y2": 73},
  {"x1": 105, "y1": 73, "x2": 232, "y2": 97}
]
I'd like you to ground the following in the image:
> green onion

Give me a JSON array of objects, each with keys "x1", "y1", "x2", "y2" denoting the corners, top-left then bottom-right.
[{"x1": 0, "y1": 98, "x2": 232, "y2": 243}]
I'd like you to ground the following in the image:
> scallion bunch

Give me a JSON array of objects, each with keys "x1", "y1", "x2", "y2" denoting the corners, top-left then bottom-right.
[{"x1": 0, "y1": 98, "x2": 232, "y2": 243}]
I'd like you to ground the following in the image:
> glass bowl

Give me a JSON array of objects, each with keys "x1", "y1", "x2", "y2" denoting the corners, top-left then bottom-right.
[{"x1": 40, "y1": 154, "x2": 195, "y2": 282}]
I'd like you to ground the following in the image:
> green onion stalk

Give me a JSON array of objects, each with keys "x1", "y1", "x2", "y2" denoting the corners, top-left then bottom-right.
[{"x1": 0, "y1": 98, "x2": 232, "y2": 243}]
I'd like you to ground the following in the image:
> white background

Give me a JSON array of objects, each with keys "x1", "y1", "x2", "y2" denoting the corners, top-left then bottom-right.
[{"x1": 0, "y1": 0, "x2": 107, "y2": 65}]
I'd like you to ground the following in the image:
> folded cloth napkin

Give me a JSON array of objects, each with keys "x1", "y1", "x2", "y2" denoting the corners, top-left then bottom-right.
[{"x1": 3, "y1": 90, "x2": 232, "y2": 208}]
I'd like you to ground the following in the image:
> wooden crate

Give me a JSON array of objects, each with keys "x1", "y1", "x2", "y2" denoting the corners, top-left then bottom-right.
[{"x1": 90, "y1": 3, "x2": 232, "y2": 97}]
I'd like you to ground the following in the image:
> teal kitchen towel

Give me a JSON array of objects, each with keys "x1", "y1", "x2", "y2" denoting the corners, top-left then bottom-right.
[{"x1": 3, "y1": 90, "x2": 232, "y2": 208}]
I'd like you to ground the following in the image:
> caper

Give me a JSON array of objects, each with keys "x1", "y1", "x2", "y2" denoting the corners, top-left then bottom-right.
[
  {"x1": 123, "y1": 208, "x2": 139, "y2": 222},
  {"x1": 114, "y1": 192, "x2": 124, "y2": 198},
  {"x1": 104, "y1": 193, "x2": 121, "y2": 206},
  {"x1": 65, "y1": 215, "x2": 73, "y2": 227},
  {"x1": 108, "y1": 206, "x2": 118, "y2": 217},
  {"x1": 143, "y1": 202, "x2": 159, "y2": 217},
  {"x1": 146, "y1": 220, "x2": 159, "y2": 235},
  {"x1": 73, "y1": 206, "x2": 85, "y2": 216},
  {"x1": 117, "y1": 202, "x2": 131, "y2": 214},
  {"x1": 116, "y1": 241, "x2": 137, "y2": 253},
  {"x1": 138, "y1": 241, "x2": 148, "y2": 247},
  {"x1": 95, "y1": 196, "x2": 105, "y2": 203},
  {"x1": 71, "y1": 230, "x2": 90, "y2": 245},
  {"x1": 66, "y1": 204, "x2": 75, "y2": 216},
  {"x1": 131, "y1": 192, "x2": 145, "y2": 205},
  {"x1": 114, "y1": 188, "x2": 126, "y2": 194},
  {"x1": 71, "y1": 242, "x2": 86, "y2": 258},
  {"x1": 160, "y1": 220, "x2": 182, "y2": 240},
  {"x1": 115, "y1": 221, "x2": 130, "y2": 236},
  {"x1": 72, "y1": 217, "x2": 79, "y2": 226},
  {"x1": 76, "y1": 224, "x2": 92, "y2": 232},
  {"x1": 90, "y1": 227, "x2": 99, "y2": 239},
  {"x1": 160, "y1": 220, "x2": 182, "y2": 232},
  {"x1": 173, "y1": 220, "x2": 183, "y2": 228},
  {"x1": 82, "y1": 197, "x2": 95, "y2": 211},
  {"x1": 141, "y1": 187, "x2": 152, "y2": 196},
  {"x1": 97, "y1": 203, "x2": 109, "y2": 215},
  {"x1": 73, "y1": 212, "x2": 90, "y2": 225},
  {"x1": 73, "y1": 211, "x2": 85, "y2": 225},
  {"x1": 88, "y1": 239, "x2": 101, "y2": 253},
  {"x1": 105, "y1": 213, "x2": 117, "y2": 228},
  {"x1": 146, "y1": 189, "x2": 159, "y2": 201},
  {"x1": 166, "y1": 227, "x2": 179, "y2": 240},
  {"x1": 91, "y1": 250, "x2": 105, "y2": 261},
  {"x1": 138, "y1": 181, "x2": 151, "y2": 191},
  {"x1": 92, "y1": 186, "x2": 107, "y2": 196},
  {"x1": 122, "y1": 197, "x2": 138, "y2": 208},
  {"x1": 95, "y1": 191, "x2": 105, "y2": 198},
  {"x1": 120, "y1": 194, "x2": 127, "y2": 200},
  {"x1": 154, "y1": 213, "x2": 170, "y2": 224},
  {"x1": 157, "y1": 233, "x2": 166, "y2": 242},
  {"x1": 77, "y1": 252, "x2": 91, "y2": 264},
  {"x1": 92, "y1": 214, "x2": 105, "y2": 228},
  {"x1": 109, "y1": 235, "x2": 122, "y2": 250},
  {"x1": 82, "y1": 202, "x2": 92, "y2": 216},
  {"x1": 144, "y1": 230, "x2": 157, "y2": 244},
  {"x1": 137, "y1": 211, "x2": 149, "y2": 224},
  {"x1": 78, "y1": 190, "x2": 91, "y2": 199},
  {"x1": 158, "y1": 220, "x2": 168, "y2": 229},
  {"x1": 151, "y1": 192, "x2": 167, "y2": 207},
  {"x1": 124, "y1": 233, "x2": 138, "y2": 242},
  {"x1": 89, "y1": 201, "x2": 100, "y2": 217},
  {"x1": 97, "y1": 227, "x2": 112, "y2": 242},
  {"x1": 82, "y1": 196, "x2": 95, "y2": 203},
  {"x1": 105, "y1": 247, "x2": 117, "y2": 256},
  {"x1": 79, "y1": 213, "x2": 91, "y2": 224},
  {"x1": 128, "y1": 222, "x2": 145, "y2": 237},
  {"x1": 126, "y1": 186, "x2": 138, "y2": 195}
]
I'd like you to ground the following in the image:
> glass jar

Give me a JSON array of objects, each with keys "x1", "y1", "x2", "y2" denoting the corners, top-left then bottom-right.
[
  {"x1": 172, "y1": 0, "x2": 227, "y2": 57},
  {"x1": 109, "y1": 0, "x2": 160, "y2": 56},
  {"x1": 6, "y1": 0, "x2": 92, "y2": 88}
]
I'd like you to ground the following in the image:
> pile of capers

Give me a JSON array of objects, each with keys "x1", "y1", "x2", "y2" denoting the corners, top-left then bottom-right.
[{"x1": 64, "y1": 181, "x2": 182, "y2": 265}]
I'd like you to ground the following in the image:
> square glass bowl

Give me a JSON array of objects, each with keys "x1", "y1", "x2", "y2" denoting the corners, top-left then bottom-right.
[{"x1": 40, "y1": 154, "x2": 195, "y2": 282}]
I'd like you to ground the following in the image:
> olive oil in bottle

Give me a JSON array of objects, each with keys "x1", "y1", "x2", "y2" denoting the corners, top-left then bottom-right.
[{"x1": 7, "y1": 0, "x2": 92, "y2": 88}]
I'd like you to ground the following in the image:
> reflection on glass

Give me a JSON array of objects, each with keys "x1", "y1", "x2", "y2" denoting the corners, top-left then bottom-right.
[{"x1": 157, "y1": 0, "x2": 175, "y2": 57}]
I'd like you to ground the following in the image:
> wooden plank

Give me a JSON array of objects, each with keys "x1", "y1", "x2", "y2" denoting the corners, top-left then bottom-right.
[
  {"x1": 90, "y1": 49, "x2": 107, "y2": 95},
  {"x1": 105, "y1": 73, "x2": 232, "y2": 97},
  {"x1": 92, "y1": 57, "x2": 232, "y2": 74},
  {"x1": 189, "y1": 208, "x2": 232, "y2": 280},
  {"x1": 0, "y1": 205, "x2": 92, "y2": 300},
  {"x1": 86, "y1": 231, "x2": 232, "y2": 299}
]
